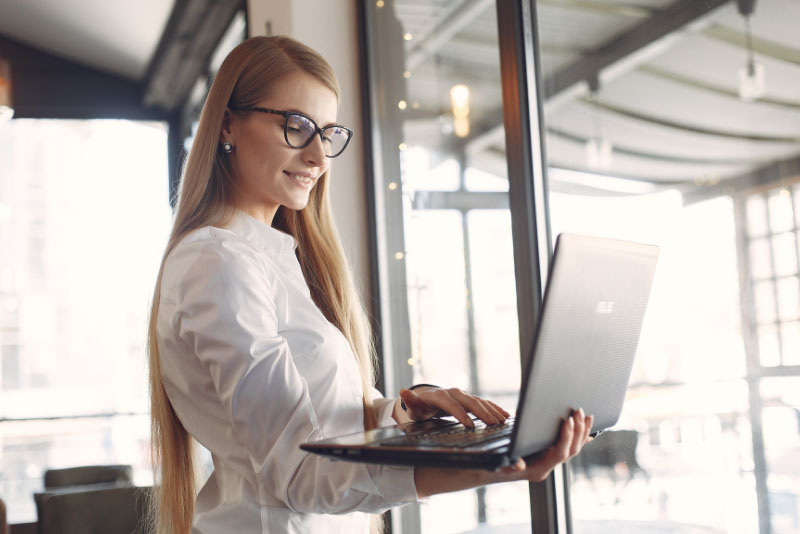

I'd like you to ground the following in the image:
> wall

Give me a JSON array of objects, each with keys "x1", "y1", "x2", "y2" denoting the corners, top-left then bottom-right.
[{"x1": 247, "y1": 0, "x2": 372, "y2": 306}]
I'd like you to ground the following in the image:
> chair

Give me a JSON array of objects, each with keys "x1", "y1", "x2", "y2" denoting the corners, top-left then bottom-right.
[
  {"x1": 34, "y1": 486, "x2": 150, "y2": 534},
  {"x1": 33, "y1": 465, "x2": 150, "y2": 534},
  {"x1": 43, "y1": 465, "x2": 132, "y2": 489}
]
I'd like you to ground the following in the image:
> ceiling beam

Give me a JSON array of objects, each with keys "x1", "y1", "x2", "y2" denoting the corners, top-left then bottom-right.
[
  {"x1": 143, "y1": 0, "x2": 243, "y2": 113},
  {"x1": 583, "y1": 98, "x2": 800, "y2": 144},
  {"x1": 682, "y1": 155, "x2": 800, "y2": 205},
  {"x1": 455, "y1": 0, "x2": 730, "y2": 152},
  {"x1": 405, "y1": 0, "x2": 494, "y2": 72},
  {"x1": 542, "y1": 0, "x2": 729, "y2": 100}
]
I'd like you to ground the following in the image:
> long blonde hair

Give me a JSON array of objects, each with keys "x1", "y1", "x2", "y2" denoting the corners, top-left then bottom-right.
[{"x1": 147, "y1": 35, "x2": 378, "y2": 534}]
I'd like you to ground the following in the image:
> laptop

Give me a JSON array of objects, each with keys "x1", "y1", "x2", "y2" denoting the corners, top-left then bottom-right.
[{"x1": 301, "y1": 233, "x2": 659, "y2": 470}]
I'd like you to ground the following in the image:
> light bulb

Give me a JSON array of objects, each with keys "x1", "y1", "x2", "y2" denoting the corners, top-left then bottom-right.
[
  {"x1": 738, "y1": 60, "x2": 766, "y2": 101},
  {"x1": 586, "y1": 138, "x2": 613, "y2": 171}
]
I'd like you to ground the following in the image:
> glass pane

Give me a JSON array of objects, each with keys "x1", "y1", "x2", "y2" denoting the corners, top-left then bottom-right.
[
  {"x1": 768, "y1": 189, "x2": 795, "y2": 234},
  {"x1": 750, "y1": 238, "x2": 773, "y2": 281},
  {"x1": 403, "y1": 149, "x2": 461, "y2": 192},
  {"x1": 795, "y1": 185, "x2": 800, "y2": 228},
  {"x1": 406, "y1": 210, "x2": 470, "y2": 388},
  {"x1": 776, "y1": 277, "x2": 800, "y2": 322},
  {"x1": 760, "y1": 377, "x2": 800, "y2": 533},
  {"x1": 465, "y1": 167, "x2": 509, "y2": 192},
  {"x1": 780, "y1": 321, "x2": 800, "y2": 365},
  {"x1": 537, "y1": 1, "x2": 800, "y2": 532},
  {"x1": 746, "y1": 194, "x2": 769, "y2": 238},
  {"x1": 759, "y1": 325, "x2": 781, "y2": 367},
  {"x1": 365, "y1": 3, "x2": 520, "y2": 532},
  {"x1": 467, "y1": 210, "x2": 520, "y2": 396},
  {"x1": 772, "y1": 232, "x2": 798, "y2": 277},
  {"x1": 753, "y1": 280, "x2": 776, "y2": 325},
  {"x1": 0, "y1": 119, "x2": 171, "y2": 523}
]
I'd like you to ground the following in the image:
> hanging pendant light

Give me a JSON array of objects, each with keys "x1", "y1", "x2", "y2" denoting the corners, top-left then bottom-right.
[
  {"x1": 585, "y1": 86, "x2": 613, "y2": 171},
  {"x1": 737, "y1": 0, "x2": 766, "y2": 102},
  {"x1": 450, "y1": 84, "x2": 470, "y2": 138}
]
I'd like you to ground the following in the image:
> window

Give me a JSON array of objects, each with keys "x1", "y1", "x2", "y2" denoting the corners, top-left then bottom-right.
[
  {"x1": 534, "y1": 1, "x2": 800, "y2": 533},
  {"x1": 0, "y1": 119, "x2": 172, "y2": 523}
]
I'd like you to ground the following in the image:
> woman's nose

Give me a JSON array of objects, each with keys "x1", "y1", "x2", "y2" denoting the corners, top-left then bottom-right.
[{"x1": 302, "y1": 133, "x2": 327, "y2": 165}]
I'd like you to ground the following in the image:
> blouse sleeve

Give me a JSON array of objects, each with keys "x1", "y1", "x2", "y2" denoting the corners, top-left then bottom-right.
[
  {"x1": 370, "y1": 388, "x2": 400, "y2": 427},
  {"x1": 160, "y1": 236, "x2": 418, "y2": 514}
]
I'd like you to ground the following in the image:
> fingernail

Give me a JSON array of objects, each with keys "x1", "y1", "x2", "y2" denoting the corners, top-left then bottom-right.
[{"x1": 578, "y1": 407, "x2": 585, "y2": 417}]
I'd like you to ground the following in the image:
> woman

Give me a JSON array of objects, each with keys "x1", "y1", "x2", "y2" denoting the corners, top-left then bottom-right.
[{"x1": 147, "y1": 35, "x2": 592, "y2": 534}]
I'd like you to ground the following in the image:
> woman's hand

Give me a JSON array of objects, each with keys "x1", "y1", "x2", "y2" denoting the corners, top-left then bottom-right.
[
  {"x1": 397, "y1": 386, "x2": 510, "y2": 427},
  {"x1": 498, "y1": 408, "x2": 594, "y2": 483},
  {"x1": 413, "y1": 408, "x2": 594, "y2": 497}
]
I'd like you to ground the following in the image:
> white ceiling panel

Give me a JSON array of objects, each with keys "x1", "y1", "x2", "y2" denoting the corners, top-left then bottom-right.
[{"x1": 0, "y1": 0, "x2": 173, "y2": 80}]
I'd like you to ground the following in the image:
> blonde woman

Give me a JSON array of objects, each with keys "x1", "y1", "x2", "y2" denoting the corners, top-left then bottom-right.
[{"x1": 147, "y1": 35, "x2": 592, "y2": 534}]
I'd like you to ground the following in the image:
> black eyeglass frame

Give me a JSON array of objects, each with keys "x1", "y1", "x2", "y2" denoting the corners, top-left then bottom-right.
[{"x1": 232, "y1": 106, "x2": 354, "y2": 158}]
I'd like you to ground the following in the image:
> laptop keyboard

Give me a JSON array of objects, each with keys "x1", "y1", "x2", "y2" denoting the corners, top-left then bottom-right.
[{"x1": 381, "y1": 418, "x2": 515, "y2": 448}]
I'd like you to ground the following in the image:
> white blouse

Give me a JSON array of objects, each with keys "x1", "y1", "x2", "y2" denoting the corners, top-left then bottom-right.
[{"x1": 156, "y1": 211, "x2": 418, "y2": 534}]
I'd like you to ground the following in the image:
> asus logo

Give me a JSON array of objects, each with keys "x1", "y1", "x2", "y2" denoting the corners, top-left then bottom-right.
[{"x1": 595, "y1": 301, "x2": 615, "y2": 314}]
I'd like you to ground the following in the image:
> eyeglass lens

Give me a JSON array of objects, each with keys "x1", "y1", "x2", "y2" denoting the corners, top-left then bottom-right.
[{"x1": 286, "y1": 113, "x2": 350, "y2": 157}]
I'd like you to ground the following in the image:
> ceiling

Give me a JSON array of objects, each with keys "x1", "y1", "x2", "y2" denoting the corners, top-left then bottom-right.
[
  {"x1": 393, "y1": 0, "x2": 800, "y2": 198},
  {"x1": 0, "y1": 0, "x2": 173, "y2": 81}
]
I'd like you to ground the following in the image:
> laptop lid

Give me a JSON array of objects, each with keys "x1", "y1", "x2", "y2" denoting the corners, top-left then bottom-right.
[{"x1": 510, "y1": 233, "x2": 659, "y2": 458}]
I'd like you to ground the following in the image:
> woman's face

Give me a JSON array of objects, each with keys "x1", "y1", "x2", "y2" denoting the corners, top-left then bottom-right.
[{"x1": 222, "y1": 70, "x2": 338, "y2": 224}]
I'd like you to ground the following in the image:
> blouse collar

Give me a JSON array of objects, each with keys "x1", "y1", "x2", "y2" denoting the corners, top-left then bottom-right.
[{"x1": 227, "y1": 210, "x2": 298, "y2": 256}]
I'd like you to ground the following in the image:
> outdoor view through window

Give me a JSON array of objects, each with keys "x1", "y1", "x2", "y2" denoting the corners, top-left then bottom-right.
[
  {"x1": 366, "y1": 1, "x2": 799, "y2": 533},
  {"x1": 0, "y1": 120, "x2": 171, "y2": 523}
]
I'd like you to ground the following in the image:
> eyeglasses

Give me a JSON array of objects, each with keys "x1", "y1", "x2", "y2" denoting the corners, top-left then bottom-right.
[{"x1": 234, "y1": 106, "x2": 353, "y2": 158}]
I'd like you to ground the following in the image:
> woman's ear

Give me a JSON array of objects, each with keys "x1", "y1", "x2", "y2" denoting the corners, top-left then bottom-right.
[{"x1": 220, "y1": 108, "x2": 234, "y2": 145}]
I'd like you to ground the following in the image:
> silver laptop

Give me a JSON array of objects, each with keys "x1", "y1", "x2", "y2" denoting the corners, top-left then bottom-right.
[{"x1": 301, "y1": 233, "x2": 659, "y2": 470}]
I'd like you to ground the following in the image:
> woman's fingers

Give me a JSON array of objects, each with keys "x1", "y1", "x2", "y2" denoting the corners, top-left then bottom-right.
[
  {"x1": 449, "y1": 390, "x2": 504, "y2": 425},
  {"x1": 402, "y1": 388, "x2": 474, "y2": 427},
  {"x1": 402, "y1": 388, "x2": 510, "y2": 428},
  {"x1": 583, "y1": 414, "x2": 594, "y2": 445},
  {"x1": 569, "y1": 409, "x2": 585, "y2": 457},
  {"x1": 487, "y1": 400, "x2": 511, "y2": 419},
  {"x1": 515, "y1": 410, "x2": 596, "y2": 482}
]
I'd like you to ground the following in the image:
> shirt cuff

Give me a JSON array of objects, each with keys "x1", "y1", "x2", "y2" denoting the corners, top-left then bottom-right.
[
  {"x1": 372, "y1": 394, "x2": 399, "y2": 427},
  {"x1": 367, "y1": 463, "x2": 419, "y2": 506}
]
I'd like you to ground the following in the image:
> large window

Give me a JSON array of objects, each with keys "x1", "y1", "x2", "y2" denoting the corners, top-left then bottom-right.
[
  {"x1": 0, "y1": 119, "x2": 172, "y2": 523},
  {"x1": 534, "y1": 1, "x2": 800, "y2": 533},
  {"x1": 365, "y1": 0, "x2": 800, "y2": 533}
]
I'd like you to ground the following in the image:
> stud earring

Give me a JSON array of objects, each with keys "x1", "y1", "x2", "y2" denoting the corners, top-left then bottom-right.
[{"x1": 222, "y1": 142, "x2": 233, "y2": 153}]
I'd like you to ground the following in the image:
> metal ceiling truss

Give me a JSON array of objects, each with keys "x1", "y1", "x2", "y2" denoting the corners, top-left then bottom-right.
[
  {"x1": 454, "y1": 0, "x2": 731, "y2": 159},
  {"x1": 143, "y1": 0, "x2": 244, "y2": 113}
]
